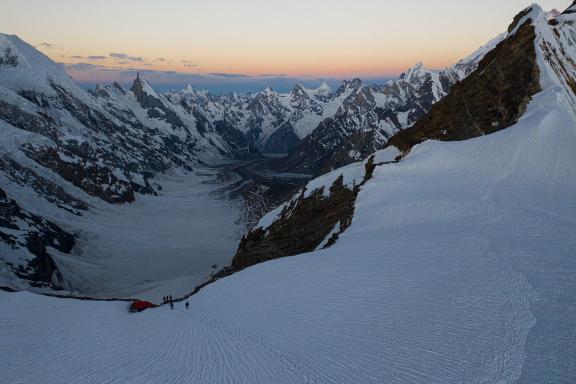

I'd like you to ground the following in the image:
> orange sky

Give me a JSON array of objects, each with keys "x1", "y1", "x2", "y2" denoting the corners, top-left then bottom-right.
[{"x1": 1, "y1": 0, "x2": 570, "y2": 90}]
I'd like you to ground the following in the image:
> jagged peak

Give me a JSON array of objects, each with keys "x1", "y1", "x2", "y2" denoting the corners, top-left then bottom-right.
[
  {"x1": 405, "y1": 61, "x2": 427, "y2": 77},
  {"x1": 546, "y1": 8, "x2": 561, "y2": 20},
  {"x1": 508, "y1": 4, "x2": 546, "y2": 34},
  {"x1": 316, "y1": 81, "x2": 332, "y2": 93},
  {"x1": 347, "y1": 78, "x2": 363, "y2": 87},
  {"x1": 131, "y1": 72, "x2": 159, "y2": 98},
  {"x1": 112, "y1": 81, "x2": 126, "y2": 95},
  {"x1": 399, "y1": 61, "x2": 436, "y2": 83},
  {"x1": 291, "y1": 84, "x2": 309, "y2": 95}
]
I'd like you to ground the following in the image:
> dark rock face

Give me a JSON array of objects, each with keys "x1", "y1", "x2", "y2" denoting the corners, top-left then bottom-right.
[
  {"x1": 0, "y1": 187, "x2": 75, "y2": 289},
  {"x1": 0, "y1": 47, "x2": 18, "y2": 67},
  {"x1": 0, "y1": 99, "x2": 60, "y2": 141},
  {"x1": 0, "y1": 156, "x2": 89, "y2": 215},
  {"x1": 131, "y1": 73, "x2": 184, "y2": 127},
  {"x1": 290, "y1": 85, "x2": 323, "y2": 115},
  {"x1": 231, "y1": 157, "x2": 376, "y2": 272},
  {"x1": 389, "y1": 21, "x2": 540, "y2": 153},
  {"x1": 22, "y1": 145, "x2": 135, "y2": 204},
  {"x1": 264, "y1": 122, "x2": 301, "y2": 154}
]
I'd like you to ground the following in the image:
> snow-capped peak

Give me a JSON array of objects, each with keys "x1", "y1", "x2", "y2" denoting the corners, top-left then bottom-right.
[
  {"x1": 0, "y1": 33, "x2": 78, "y2": 95},
  {"x1": 509, "y1": 4, "x2": 546, "y2": 35},
  {"x1": 291, "y1": 84, "x2": 309, "y2": 96},
  {"x1": 262, "y1": 86, "x2": 275, "y2": 96},
  {"x1": 546, "y1": 8, "x2": 561, "y2": 20},
  {"x1": 402, "y1": 61, "x2": 434, "y2": 82},
  {"x1": 312, "y1": 82, "x2": 333, "y2": 97},
  {"x1": 183, "y1": 84, "x2": 196, "y2": 94}
]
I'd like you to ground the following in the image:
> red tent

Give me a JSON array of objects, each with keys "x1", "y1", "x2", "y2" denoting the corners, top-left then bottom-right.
[{"x1": 129, "y1": 300, "x2": 157, "y2": 313}]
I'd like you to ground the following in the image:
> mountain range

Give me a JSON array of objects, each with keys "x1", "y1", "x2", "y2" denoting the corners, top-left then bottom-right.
[{"x1": 0, "y1": 25, "x2": 504, "y2": 292}]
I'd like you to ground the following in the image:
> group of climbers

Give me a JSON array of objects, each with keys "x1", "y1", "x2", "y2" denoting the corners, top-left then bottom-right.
[{"x1": 162, "y1": 295, "x2": 190, "y2": 310}]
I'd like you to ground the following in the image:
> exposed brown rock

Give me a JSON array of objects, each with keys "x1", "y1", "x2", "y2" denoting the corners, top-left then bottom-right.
[
  {"x1": 231, "y1": 156, "x2": 376, "y2": 272},
  {"x1": 389, "y1": 21, "x2": 540, "y2": 153}
]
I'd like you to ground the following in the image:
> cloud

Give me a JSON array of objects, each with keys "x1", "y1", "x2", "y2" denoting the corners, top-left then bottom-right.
[
  {"x1": 208, "y1": 72, "x2": 251, "y2": 78},
  {"x1": 38, "y1": 42, "x2": 62, "y2": 50},
  {"x1": 110, "y1": 53, "x2": 144, "y2": 62},
  {"x1": 181, "y1": 60, "x2": 197, "y2": 68},
  {"x1": 65, "y1": 63, "x2": 128, "y2": 72},
  {"x1": 87, "y1": 55, "x2": 107, "y2": 60},
  {"x1": 260, "y1": 73, "x2": 288, "y2": 78},
  {"x1": 155, "y1": 58, "x2": 166, "y2": 62},
  {"x1": 66, "y1": 63, "x2": 100, "y2": 70},
  {"x1": 70, "y1": 55, "x2": 83, "y2": 59}
]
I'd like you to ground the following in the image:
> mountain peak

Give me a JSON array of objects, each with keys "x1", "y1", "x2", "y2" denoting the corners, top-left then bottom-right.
[
  {"x1": 131, "y1": 72, "x2": 157, "y2": 97},
  {"x1": 131, "y1": 72, "x2": 162, "y2": 108},
  {"x1": 546, "y1": 9, "x2": 561, "y2": 20},
  {"x1": 112, "y1": 81, "x2": 126, "y2": 94},
  {"x1": 312, "y1": 82, "x2": 333, "y2": 98},
  {"x1": 183, "y1": 84, "x2": 195, "y2": 93},
  {"x1": 317, "y1": 81, "x2": 332, "y2": 91},
  {"x1": 342, "y1": 78, "x2": 363, "y2": 89},
  {"x1": 0, "y1": 33, "x2": 76, "y2": 94},
  {"x1": 291, "y1": 84, "x2": 307, "y2": 94},
  {"x1": 508, "y1": 4, "x2": 545, "y2": 33}
]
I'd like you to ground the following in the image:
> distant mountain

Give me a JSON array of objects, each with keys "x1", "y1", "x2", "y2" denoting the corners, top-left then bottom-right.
[
  {"x1": 275, "y1": 34, "x2": 505, "y2": 176},
  {"x1": 163, "y1": 33, "x2": 504, "y2": 177}
]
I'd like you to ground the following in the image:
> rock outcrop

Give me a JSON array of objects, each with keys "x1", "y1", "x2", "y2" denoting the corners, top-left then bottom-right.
[
  {"x1": 389, "y1": 20, "x2": 540, "y2": 153},
  {"x1": 231, "y1": 157, "x2": 376, "y2": 271}
]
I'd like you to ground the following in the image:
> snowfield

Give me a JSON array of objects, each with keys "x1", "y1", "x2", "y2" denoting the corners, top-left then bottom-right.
[{"x1": 53, "y1": 169, "x2": 246, "y2": 301}]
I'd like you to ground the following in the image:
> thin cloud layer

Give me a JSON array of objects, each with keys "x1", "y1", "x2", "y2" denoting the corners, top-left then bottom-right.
[{"x1": 110, "y1": 53, "x2": 144, "y2": 62}]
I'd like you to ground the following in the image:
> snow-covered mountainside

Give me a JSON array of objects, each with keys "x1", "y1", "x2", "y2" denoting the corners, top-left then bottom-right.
[{"x1": 0, "y1": 34, "x2": 252, "y2": 294}]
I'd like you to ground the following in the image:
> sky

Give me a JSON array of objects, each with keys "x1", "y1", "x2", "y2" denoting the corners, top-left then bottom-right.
[{"x1": 1, "y1": 0, "x2": 571, "y2": 92}]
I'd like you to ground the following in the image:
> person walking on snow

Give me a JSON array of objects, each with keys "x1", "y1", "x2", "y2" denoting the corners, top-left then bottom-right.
[
  {"x1": 185, "y1": 301, "x2": 189, "y2": 310},
  {"x1": 170, "y1": 301, "x2": 174, "y2": 310}
]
